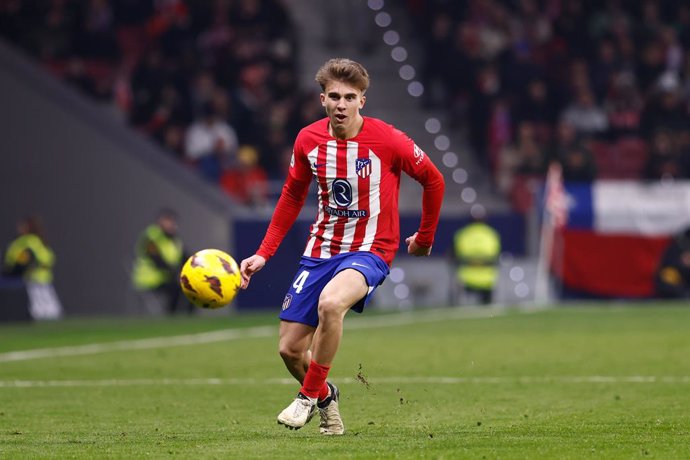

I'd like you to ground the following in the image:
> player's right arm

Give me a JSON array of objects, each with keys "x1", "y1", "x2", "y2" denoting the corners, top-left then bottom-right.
[
  {"x1": 240, "y1": 136, "x2": 313, "y2": 289},
  {"x1": 240, "y1": 254, "x2": 266, "y2": 289}
]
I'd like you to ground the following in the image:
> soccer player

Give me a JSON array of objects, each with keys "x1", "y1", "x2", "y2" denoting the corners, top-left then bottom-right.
[{"x1": 239, "y1": 58, "x2": 445, "y2": 434}]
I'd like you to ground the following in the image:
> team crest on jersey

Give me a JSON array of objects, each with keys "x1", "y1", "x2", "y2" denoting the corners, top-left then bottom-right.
[
  {"x1": 356, "y1": 158, "x2": 372, "y2": 179},
  {"x1": 282, "y1": 294, "x2": 292, "y2": 310}
]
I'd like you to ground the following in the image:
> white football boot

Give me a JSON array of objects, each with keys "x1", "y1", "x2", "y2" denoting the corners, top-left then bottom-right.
[
  {"x1": 277, "y1": 392, "x2": 317, "y2": 430},
  {"x1": 318, "y1": 382, "x2": 345, "y2": 435}
]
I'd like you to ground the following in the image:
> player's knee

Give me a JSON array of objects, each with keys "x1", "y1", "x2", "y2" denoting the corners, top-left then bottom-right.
[
  {"x1": 317, "y1": 294, "x2": 346, "y2": 321},
  {"x1": 278, "y1": 341, "x2": 302, "y2": 362}
]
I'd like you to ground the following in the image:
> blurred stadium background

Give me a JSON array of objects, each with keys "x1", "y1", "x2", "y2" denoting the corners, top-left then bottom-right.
[{"x1": 2, "y1": 0, "x2": 690, "y2": 316}]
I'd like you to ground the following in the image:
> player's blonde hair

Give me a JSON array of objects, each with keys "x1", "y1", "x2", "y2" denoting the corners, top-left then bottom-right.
[{"x1": 315, "y1": 58, "x2": 370, "y2": 93}]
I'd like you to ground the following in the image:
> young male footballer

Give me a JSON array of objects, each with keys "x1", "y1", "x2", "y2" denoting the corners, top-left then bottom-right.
[{"x1": 240, "y1": 58, "x2": 445, "y2": 435}]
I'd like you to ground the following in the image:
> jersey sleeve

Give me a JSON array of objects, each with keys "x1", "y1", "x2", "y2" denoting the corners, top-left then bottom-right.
[
  {"x1": 390, "y1": 128, "x2": 446, "y2": 248},
  {"x1": 256, "y1": 134, "x2": 312, "y2": 261}
]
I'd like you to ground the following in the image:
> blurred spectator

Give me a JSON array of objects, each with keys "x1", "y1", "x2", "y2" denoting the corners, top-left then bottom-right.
[
  {"x1": 643, "y1": 129, "x2": 686, "y2": 180},
  {"x1": 514, "y1": 78, "x2": 557, "y2": 133},
  {"x1": 496, "y1": 121, "x2": 547, "y2": 194},
  {"x1": 605, "y1": 71, "x2": 644, "y2": 139},
  {"x1": 591, "y1": 38, "x2": 620, "y2": 101},
  {"x1": 76, "y1": 0, "x2": 118, "y2": 59},
  {"x1": 131, "y1": 209, "x2": 190, "y2": 315},
  {"x1": 452, "y1": 210, "x2": 501, "y2": 305},
  {"x1": 559, "y1": 144, "x2": 597, "y2": 182},
  {"x1": 63, "y1": 57, "x2": 97, "y2": 98},
  {"x1": 220, "y1": 145, "x2": 269, "y2": 208},
  {"x1": 184, "y1": 102, "x2": 238, "y2": 182},
  {"x1": 2, "y1": 216, "x2": 62, "y2": 319},
  {"x1": 162, "y1": 124, "x2": 186, "y2": 159},
  {"x1": 468, "y1": 65, "x2": 503, "y2": 170},
  {"x1": 9, "y1": 0, "x2": 690, "y2": 214},
  {"x1": 1, "y1": 0, "x2": 298, "y2": 206},
  {"x1": 654, "y1": 227, "x2": 690, "y2": 298},
  {"x1": 640, "y1": 75, "x2": 690, "y2": 136},
  {"x1": 420, "y1": 12, "x2": 454, "y2": 109},
  {"x1": 560, "y1": 88, "x2": 609, "y2": 138}
]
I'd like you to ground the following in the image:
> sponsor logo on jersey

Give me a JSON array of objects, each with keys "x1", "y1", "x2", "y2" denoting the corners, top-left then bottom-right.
[
  {"x1": 413, "y1": 144, "x2": 425, "y2": 165},
  {"x1": 324, "y1": 205, "x2": 368, "y2": 218},
  {"x1": 332, "y1": 179, "x2": 352, "y2": 207},
  {"x1": 356, "y1": 158, "x2": 372, "y2": 179}
]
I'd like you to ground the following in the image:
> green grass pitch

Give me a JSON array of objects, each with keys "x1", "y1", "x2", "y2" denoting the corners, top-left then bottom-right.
[{"x1": 1, "y1": 303, "x2": 689, "y2": 459}]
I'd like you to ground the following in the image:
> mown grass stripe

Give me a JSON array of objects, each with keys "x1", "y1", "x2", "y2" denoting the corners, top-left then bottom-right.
[
  {"x1": 0, "y1": 306, "x2": 510, "y2": 363},
  {"x1": 1, "y1": 375, "x2": 689, "y2": 388}
]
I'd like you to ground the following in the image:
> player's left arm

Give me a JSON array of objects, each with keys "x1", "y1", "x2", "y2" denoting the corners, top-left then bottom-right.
[{"x1": 392, "y1": 129, "x2": 445, "y2": 255}]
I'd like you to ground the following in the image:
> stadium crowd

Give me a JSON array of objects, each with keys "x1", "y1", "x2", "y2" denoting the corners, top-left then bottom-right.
[
  {"x1": 408, "y1": 0, "x2": 690, "y2": 211},
  {"x1": 3, "y1": 1, "x2": 690, "y2": 213},
  {"x1": 0, "y1": 0, "x2": 320, "y2": 207}
]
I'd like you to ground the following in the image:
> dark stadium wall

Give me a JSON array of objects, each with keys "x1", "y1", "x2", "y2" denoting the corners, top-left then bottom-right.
[{"x1": 0, "y1": 41, "x2": 235, "y2": 316}]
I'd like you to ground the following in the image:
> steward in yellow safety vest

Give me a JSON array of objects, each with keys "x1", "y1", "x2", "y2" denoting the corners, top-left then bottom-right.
[
  {"x1": 132, "y1": 209, "x2": 188, "y2": 314},
  {"x1": 3, "y1": 217, "x2": 55, "y2": 284},
  {"x1": 454, "y1": 217, "x2": 501, "y2": 305}
]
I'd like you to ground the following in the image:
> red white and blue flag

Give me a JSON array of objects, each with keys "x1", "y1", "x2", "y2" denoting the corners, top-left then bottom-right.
[{"x1": 550, "y1": 181, "x2": 690, "y2": 297}]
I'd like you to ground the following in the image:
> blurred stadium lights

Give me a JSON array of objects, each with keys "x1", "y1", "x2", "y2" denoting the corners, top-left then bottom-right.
[
  {"x1": 393, "y1": 283, "x2": 410, "y2": 300},
  {"x1": 452, "y1": 168, "x2": 468, "y2": 184},
  {"x1": 470, "y1": 203, "x2": 486, "y2": 219},
  {"x1": 367, "y1": 0, "x2": 385, "y2": 11},
  {"x1": 510, "y1": 266, "x2": 525, "y2": 282},
  {"x1": 434, "y1": 134, "x2": 450, "y2": 151},
  {"x1": 399, "y1": 64, "x2": 415, "y2": 80},
  {"x1": 375, "y1": 12, "x2": 392, "y2": 27},
  {"x1": 425, "y1": 117, "x2": 441, "y2": 134},
  {"x1": 515, "y1": 282, "x2": 530, "y2": 298},
  {"x1": 407, "y1": 81, "x2": 424, "y2": 97},
  {"x1": 374, "y1": 0, "x2": 475, "y2": 197},
  {"x1": 391, "y1": 46, "x2": 407, "y2": 62},
  {"x1": 389, "y1": 267, "x2": 405, "y2": 283},
  {"x1": 383, "y1": 30, "x2": 400, "y2": 46},
  {"x1": 442, "y1": 152, "x2": 458, "y2": 168},
  {"x1": 461, "y1": 187, "x2": 477, "y2": 203}
]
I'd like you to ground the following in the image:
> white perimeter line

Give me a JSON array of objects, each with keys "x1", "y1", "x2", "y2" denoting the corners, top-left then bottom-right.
[
  {"x1": 1, "y1": 376, "x2": 690, "y2": 388},
  {"x1": 0, "y1": 307, "x2": 510, "y2": 363}
]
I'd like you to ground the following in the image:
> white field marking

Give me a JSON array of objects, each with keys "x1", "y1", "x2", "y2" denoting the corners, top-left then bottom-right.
[
  {"x1": 1, "y1": 376, "x2": 690, "y2": 388},
  {"x1": 0, "y1": 306, "x2": 512, "y2": 363},
  {"x1": 0, "y1": 326, "x2": 276, "y2": 363}
]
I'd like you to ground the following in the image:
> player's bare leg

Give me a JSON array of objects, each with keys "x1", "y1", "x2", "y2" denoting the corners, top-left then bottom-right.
[
  {"x1": 277, "y1": 269, "x2": 367, "y2": 433},
  {"x1": 316, "y1": 269, "x2": 367, "y2": 435},
  {"x1": 312, "y1": 269, "x2": 368, "y2": 365},
  {"x1": 278, "y1": 321, "x2": 314, "y2": 382}
]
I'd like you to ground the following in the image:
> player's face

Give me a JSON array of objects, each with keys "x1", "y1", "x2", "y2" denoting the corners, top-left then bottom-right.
[{"x1": 321, "y1": 81, "x2": 366, "y2": 139}]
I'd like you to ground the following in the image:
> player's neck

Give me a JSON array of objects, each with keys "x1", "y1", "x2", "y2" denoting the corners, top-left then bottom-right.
[{"x1": 329, "y1": 115, "x2": 364, "y2": 140}]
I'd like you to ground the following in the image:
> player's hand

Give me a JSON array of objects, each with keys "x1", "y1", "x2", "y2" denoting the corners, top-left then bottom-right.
[
  {"x1": 405, "y1": 232, "x2": 432, "y2": 257},
  {"x1": 240, "y1": 254, "x2": 266, "y2": 289}
]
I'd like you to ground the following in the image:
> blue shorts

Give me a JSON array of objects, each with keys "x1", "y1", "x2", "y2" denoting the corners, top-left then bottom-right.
[{"x1": 279, "y1": 252, "x2": 390, "y2": 327}]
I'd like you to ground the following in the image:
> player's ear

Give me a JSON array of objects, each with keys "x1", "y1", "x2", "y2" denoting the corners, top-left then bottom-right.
[
  {"x1": 360, "y1": 95, "x2": 366, "y2": 109},
  {"x1": 320, "y1": 93, "x2": 326, "y2": 107}
]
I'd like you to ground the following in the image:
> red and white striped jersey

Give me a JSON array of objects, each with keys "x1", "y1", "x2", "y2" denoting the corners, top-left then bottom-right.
[{"x1": 257, "y1": 117, "x2": 445, "y2": 266}]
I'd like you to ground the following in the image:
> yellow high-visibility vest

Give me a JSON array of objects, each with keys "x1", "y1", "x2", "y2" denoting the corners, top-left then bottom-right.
[
  {"x1": 3, "y1": 234, "x2": 55, "y2": 284},
  {"x1": 454, "y1": 222, "x2": 501, "y2": 290},
  {"x1": 132, "y1": 225, "x2": 183, "y2": 290}
]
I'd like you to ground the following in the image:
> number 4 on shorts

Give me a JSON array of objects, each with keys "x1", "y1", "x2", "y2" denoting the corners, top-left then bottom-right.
[{"x1": 293, "y1": 270, "x2": 310, "y2": 294}]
